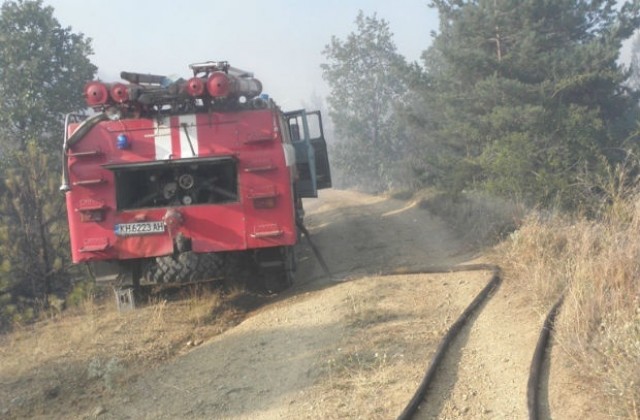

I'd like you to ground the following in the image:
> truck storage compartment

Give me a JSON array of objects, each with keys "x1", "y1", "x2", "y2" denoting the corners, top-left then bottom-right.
[{"x1": 108, "y1": 157, "x2": 238, "y2": 210}]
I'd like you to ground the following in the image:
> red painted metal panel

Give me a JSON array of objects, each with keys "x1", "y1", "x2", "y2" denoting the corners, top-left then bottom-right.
[{"x1": 66, "y1": 109, "x2": 296, "y2": 263}]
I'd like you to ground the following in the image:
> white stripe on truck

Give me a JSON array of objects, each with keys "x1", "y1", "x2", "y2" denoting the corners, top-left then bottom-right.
[
  {"x1": 179, "y1": 114, "x2": 198, "y2": 158},
  {"x1": 154, "y1": 117, "x2": 172, "y2": 160}
]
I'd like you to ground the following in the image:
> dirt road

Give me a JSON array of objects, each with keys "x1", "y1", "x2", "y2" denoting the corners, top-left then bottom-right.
[{"x1": 87, "y1": 189, "x2": 542, "y2": 419}]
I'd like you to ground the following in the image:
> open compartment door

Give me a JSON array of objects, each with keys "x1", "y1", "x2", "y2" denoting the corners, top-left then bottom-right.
[{"x1": 285, "y1": 110, "x2": 332, "y2": 198}]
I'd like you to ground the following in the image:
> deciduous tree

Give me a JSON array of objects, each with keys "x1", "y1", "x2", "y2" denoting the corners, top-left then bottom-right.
[
  {"x1": 0, "y1": 0, "x2": 95, "y2": 152},
  {"x1": 0, "y1": 0, "x2": 96, "y2": 326},
  {"x1": 322, "y1": 11, "x2": 411, "y2": 191}
]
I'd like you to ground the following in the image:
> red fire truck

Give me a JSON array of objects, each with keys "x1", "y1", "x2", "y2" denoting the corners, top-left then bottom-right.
[{"x1": 61, "y1": 61, "x2": 331, "y2": 296}]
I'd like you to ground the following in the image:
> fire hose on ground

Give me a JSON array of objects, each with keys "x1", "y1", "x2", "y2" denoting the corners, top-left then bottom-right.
[{"x1": 298, "y1": 222, "x2": 563, "y2": 420}]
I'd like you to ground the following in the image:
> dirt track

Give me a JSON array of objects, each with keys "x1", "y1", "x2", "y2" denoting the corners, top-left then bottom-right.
[
  {"x1": 84, "y1": 189, "x2": 543, "y2": 419},
  {"x1": 0, "y1": 188, "x2": 608, "y2": 420}
]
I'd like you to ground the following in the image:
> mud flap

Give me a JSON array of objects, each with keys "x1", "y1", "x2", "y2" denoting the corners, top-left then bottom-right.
[
  {"x1": 87, "y1": 260, "x2": 122, "y2": 283},
  {"x1": 256, "y1": 246, "x2": 295, "y2": 293}
]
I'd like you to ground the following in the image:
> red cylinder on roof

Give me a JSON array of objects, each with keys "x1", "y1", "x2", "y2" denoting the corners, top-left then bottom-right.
[
  {"x1": 84, "y1": 82, "x2": 109, "y2": 106},
  {"x1": 206, "y1": 72, "x2": 262, "y2": 99},
  {"x1": 207, "y1": 72, "x2": 231, "y2": 97},
  {"x1": 110, "y1": 83, "x2": 129, "y2": 103},
  {"x1": 186, "y1": 77, "x2": 206, "y2": 97}
]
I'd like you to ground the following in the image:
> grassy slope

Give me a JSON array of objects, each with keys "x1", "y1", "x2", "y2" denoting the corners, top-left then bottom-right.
[
  {"x1": 426, "y1": 190, "x2": 639, "y2": 419},
  {"x1": 1, "y1": 189, "x2": 638, "y2": 418},
  {"x1": 0, "y1": 285, "x2": 258, "y2": 418}
]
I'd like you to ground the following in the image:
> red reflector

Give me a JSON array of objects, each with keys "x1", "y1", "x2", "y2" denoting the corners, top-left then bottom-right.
[
  {"x1": 84, "y1": 82, "x2": 109, "y2": 106},
  {"x1": 253, "y1": 197, "x2": 277, "y2": 209},
  {"x1": 79, "y1": 210, "x2": 104, "y2": 222},
  {"x1": 186, "y1": 77, "x2": 205, "y2": 96},
  {"x1": 110, "y1": 83, "x2": 129, "y2": 103},
  {"x1": 207, "y1": 72, "x2": 230, "y2": 97}
]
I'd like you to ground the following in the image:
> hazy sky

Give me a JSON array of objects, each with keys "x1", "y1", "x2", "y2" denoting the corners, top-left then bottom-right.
[{"x1": 43, "y1": 0, "x2": 439, "y2": 110}]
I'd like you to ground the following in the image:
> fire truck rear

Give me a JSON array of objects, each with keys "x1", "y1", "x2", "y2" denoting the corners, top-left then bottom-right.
[{"x1": 61, "y1": 61, "x2": 331, "y2": 296}]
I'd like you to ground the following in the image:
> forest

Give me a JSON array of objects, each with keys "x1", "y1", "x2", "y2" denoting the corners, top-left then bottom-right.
[{"x1": 0, "y1": 0, "x2": 639, "y2": 349}]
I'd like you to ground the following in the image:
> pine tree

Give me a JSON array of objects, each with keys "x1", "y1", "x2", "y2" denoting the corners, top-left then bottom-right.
[{"x1": 412, "y1": 0, "x2": 640, "y2": 208}]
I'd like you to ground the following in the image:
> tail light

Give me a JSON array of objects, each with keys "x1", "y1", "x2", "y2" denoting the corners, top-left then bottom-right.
[
  {"x1": 84, "y1": 82, "x2": 109, "y2": 106},
  {"x1": 253, "y1": 197, "x2": 277, "y2": 209},
  {"x1": 79, "y1": 210, "x2": 104, "y2": 222}
]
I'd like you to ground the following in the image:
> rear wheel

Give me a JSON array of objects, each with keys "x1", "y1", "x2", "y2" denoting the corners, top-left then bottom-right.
[{"x1": 142, "y1": 251, "x2": 225, "y2": 284}]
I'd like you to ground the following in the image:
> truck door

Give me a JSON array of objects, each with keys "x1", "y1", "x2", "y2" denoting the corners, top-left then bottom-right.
[{"x1": 285, "y1": 110, "x2": 332, "y2": 198}]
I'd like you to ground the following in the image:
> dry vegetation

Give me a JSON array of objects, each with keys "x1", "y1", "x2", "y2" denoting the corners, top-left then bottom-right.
[
  {"x1": 429, "y1": 189, "x2": 639, "y2": 418},
  {"x1": 498, "y1": 203, "x2": 640, "y2": 418},
  {"x1": 2, "y1": 188, "x2": 639, "y2": 418},
  {"x1": 304, "y1": 274, "x2": 481, "y2": 419},
  {"x1": 418, "y1": 190, "x2": 526, "y2": 246},
  {"x1": 0, "y1": 284, "x2": 262, "y2": 419}
]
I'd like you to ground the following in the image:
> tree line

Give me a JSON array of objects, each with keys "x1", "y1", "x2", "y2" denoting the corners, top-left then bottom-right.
[
  {"x1": 0, "y1": 0, "x2": 95, "y2": 328},
  {"x1": 2, "y1": 0, "x2": 640, "y2": 327},
  {"x1": 323, "y1": 1, "x2": 640, "y2": 212}
]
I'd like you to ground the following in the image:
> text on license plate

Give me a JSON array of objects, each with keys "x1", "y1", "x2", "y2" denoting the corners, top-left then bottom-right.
[{"x1": 114, "y1": 221, "x2": 165, "y2": 236}]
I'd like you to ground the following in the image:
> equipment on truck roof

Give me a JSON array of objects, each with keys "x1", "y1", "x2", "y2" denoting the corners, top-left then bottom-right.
[{"x1": 61, "y1": 61, "x2": 331, "y2": 306}]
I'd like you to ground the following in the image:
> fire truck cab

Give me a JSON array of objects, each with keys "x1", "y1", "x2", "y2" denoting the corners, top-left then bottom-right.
[{"x1": 61, "y1": 61, "x2": 331, "y2": 295}]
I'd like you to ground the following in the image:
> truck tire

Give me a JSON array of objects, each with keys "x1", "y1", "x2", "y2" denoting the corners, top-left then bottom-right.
[{"x1": 143, "y1": 252, "x2": 225, "y2": 284}]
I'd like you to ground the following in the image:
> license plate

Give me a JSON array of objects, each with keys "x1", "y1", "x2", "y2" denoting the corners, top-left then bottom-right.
[{"x1": 114, "y1": 221, "x2": 165, "y2": 236}]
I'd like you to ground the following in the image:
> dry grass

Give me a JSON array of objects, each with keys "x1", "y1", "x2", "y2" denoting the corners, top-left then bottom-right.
[
  {"x1": 415, "y1": 185, "x2": 639, "y2": 418},
  {"x1": 0, "y1": 284, "x2": 258, "y2": 419},
  {"x1": 420, "y1": 190, "x2": 525, "y2": 246},
  {"x1": 306, "y1": 276, "x2": 473, "y2": 419},
  {"x1": 308, "y1": 281, "x2": 418, "y2": 419},
  {"x1": 498, "y1": 199, "x2": 640, "y2": 418}
]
